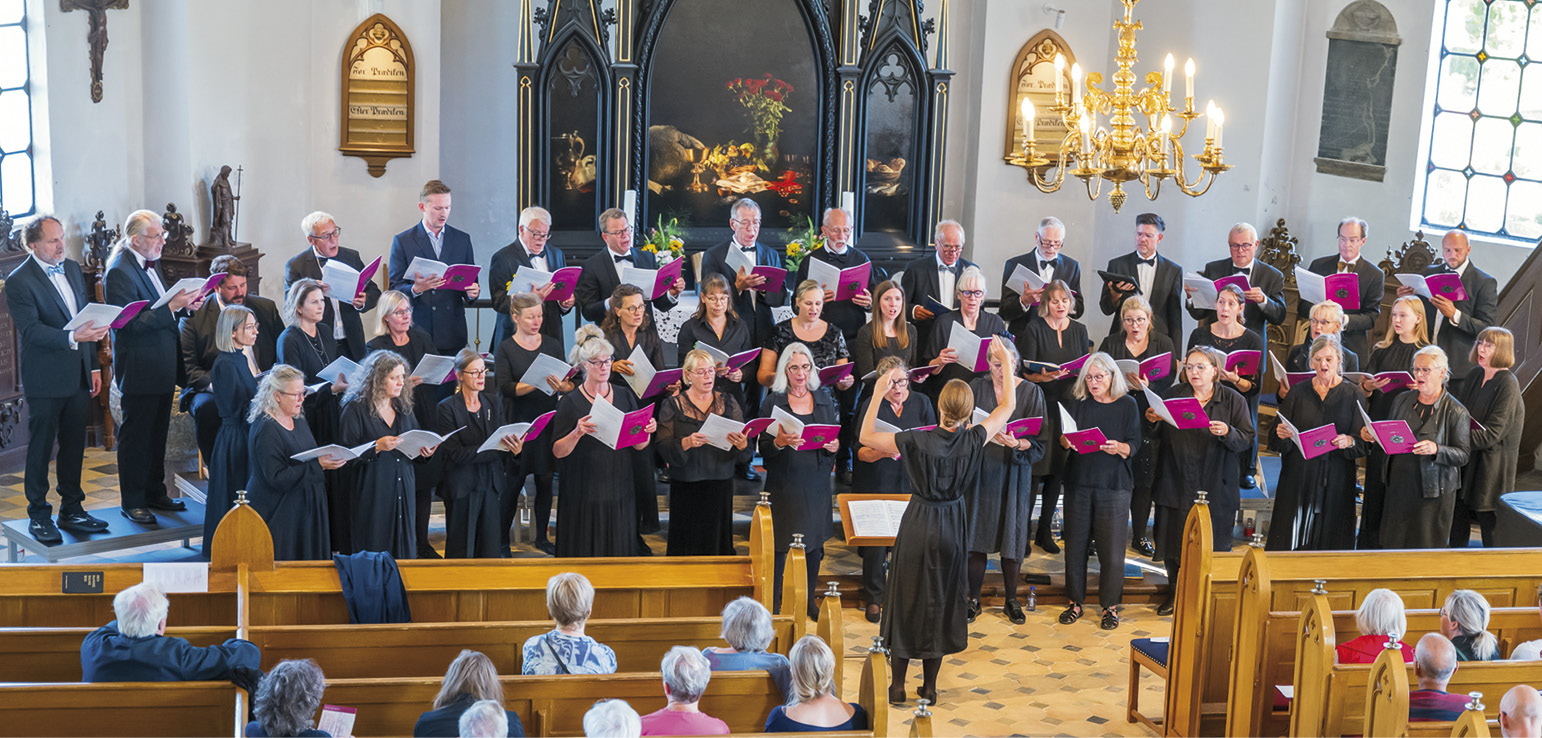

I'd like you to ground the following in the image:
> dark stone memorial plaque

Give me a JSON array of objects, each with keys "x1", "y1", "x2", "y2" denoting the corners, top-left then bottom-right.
[{"x1": 1314, "y1": 0, "x2": 1401, "y2": 182}]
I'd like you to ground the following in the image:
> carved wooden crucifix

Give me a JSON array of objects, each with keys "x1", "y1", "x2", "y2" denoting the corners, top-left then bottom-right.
[{"x1": 60, "y1": 0, "x2": 130, "y2": 103}]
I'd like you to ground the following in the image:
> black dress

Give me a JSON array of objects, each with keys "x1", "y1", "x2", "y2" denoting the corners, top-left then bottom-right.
[
  {"x1": 1185, "y1": 326, "x2": 1263, "y2": 406},
  {"x1": 203, "y1": 350, "x2": 259, "y2": 557},
  {"x1": 925, "y1": 311, "x2": 1008, "y2": 396},
  {"x1": 1015, "y1": 318, "x2": 1092, "y2": 477},
  {"x1": 759, "y1": 389, "x2": 838, "y2": 613},
  {"x1": 607, "y1": 325, "x2": 666, "y2": 536},
  {"x1": 367, "y1": 329, "x2": 450, "y2": 491},
  {"x1": 277, "y1": 324, "x2": 349, "y2": 552},
  {"x1": 852, "y1": 391, "x2": 936, "y2": 606},
  {"x1": 676, "y1": 313, "x2": 754, "y2": 412},
  {"x1": 1149, "y1": 384, "x2": 1254, "y2": 562},
  {"x1": 435, "y1": 390, "x2": 510, "y2": 559},
  {"x1": 655, "y1": 390, "x2": 753, "y2": 555},
  {"x1": 964, "y1": 377, "x2": 1047, "y2": 560},
  {"x1": 340, "y1": 400, "x2": 420, "y2": 559},
  {"x1": 880, "y1": 424, "x2": 990, "y2": 660},
  {"x1": 1266, "y1": 379, "x2": 1366, "y2": 551},
  {"x1": 851, "y1": 323, "x2": 919, "y2": 403},
  {"x1": 1455, "y1": 367, "x2": 1524, "y2": 545},
  {"x1": 494, "y1": 334, "x2": 565, "y2": 478},
  {"x1": 1098, "y1": 332, "x2": 1178, "y2": 541},
  {"x1": 245, "y1": 415, "x2": 330, "y2": 560},
  {"x1": 552, "y1": 387, "x2": 640, "y2": 557},
  {"x1": 1360, "y1": 339, "x2": 1423, "y2": 548}
]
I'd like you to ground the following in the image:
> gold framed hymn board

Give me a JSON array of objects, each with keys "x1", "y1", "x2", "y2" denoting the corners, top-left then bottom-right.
[{"x1": 339, "y1": 14, "x2": 416, "y2": 177}]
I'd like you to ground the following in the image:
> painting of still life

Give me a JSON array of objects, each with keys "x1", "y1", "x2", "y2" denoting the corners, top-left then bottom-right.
[{"x1": 643, "y1": 0, "x2": 823, "y2": 233}]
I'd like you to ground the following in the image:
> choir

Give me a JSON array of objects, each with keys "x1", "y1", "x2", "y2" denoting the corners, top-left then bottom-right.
[{"x1": 8, "y1": 194, "x2": 1519, "y2": 640}]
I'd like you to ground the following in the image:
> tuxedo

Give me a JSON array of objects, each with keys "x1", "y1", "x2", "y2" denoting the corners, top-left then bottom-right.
[
  {"x1": 178, "y1": 295, "x2": 283, "y2": 461},
  {"x1": 793, "y1": 245, "x2": 880, "y2": 340},
  {"x1": 1418, "y1": 260, "x2": 1499, "y2": 376},
  {"x1": 105, "y1": 247, "x2": 189, "y2": 511},
  {"x1": 1099, "y1": 251, "x2": 1185, "y2": 350},
  {"x1": 899, "y1": 253, "x2": 977, "y2": 357},
  {"x1": 574, "y1": 246, "x2": 678, "y2": 324},
  {"x1": 1186, "y1": 258, "x2": 1287, "y2": 336},
  {"x1": 284, "y1": 246, "x2": 382, "y2": 361},
  {"x1": 5, "y1": 256, "x2": 98, "y2": 521},
  {"x1": 699, "y1": 239, "x2": 788, "y2": 344},
  {"x1": 998, "y1": 252, "x2": 1084, "y2": 337},
  {"x1": 1297, "y1": 255, "x2": 1384, "y2": 363},
  {"x1": 389, "y1": 222, "x2": 478, "y2": 353},
  {"x1": 488, "y1": 239, "x2": 570, "y2": 349}
]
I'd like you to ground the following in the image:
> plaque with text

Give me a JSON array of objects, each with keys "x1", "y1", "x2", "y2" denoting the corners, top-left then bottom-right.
[
  {"x1": 1313, "y1": 1, "x2": 1401, "y2": 182},
  {"x1": 339, "y1": 13, "x2": 416, "y2": 178},
  {"x1": 1003, "y1": 30, "x2": 1075, "y2": 166}
]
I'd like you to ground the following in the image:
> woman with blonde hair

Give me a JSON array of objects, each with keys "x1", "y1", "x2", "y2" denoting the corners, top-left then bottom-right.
[
  {"x1": 1441, "y1": 590, "x2": 1499, "y2": 661},
  {"x1": 414, "y1": 650, "x2": 525, "y2": 737},
  {"x1": 860, "y1": 338, "x2": 1018, "y2": 705},
  {"x1": 494, "y1": 291, "x2": 571, "y2": 556},
  {"x1": 656, "y1": 349, "x2": 751, "y2": 556},
  {"x1": 756, "y1": 280, "x2": 853, "y2": 393},
  {"x1": 551, "y1": 325, "x2": 656, "y2": 557},
  {"x1": 277, "y1": 278, "x2": 351, "y2": 550},
  {"x1": 368, "y1": 289, "x2": 448, "y2": 558},
  {"x1": 1358, "y1": 295, "x2": 1429, "y2": 549},
  {"x1": 764, "y1": 635, "x2": 869, "y2": 732},
  {"x1": 246, "y1": 365, "x2": 340, "y2": 560},
  {"x1": 203, "y1": 304, "x2": 260, "y2": 558},
  {"x1": 1056, "y1": 352, "x2": 1141, "y2": 630},
  {"x1": 1453, "y1": 327, "x2": 1524, "y2": 547},
  {"x1": 435, "y1": 349, "x2": 521, "y2": 559},
  {"x1": 1268, "y1": 336, "x2": 1367, "y2": 551},
  {"x1": 341, "y1": 350, "x2": 437, "y2": 558},
  {"x1": 1017, "y1": 279, "x2": 1093, "y2": 555}
]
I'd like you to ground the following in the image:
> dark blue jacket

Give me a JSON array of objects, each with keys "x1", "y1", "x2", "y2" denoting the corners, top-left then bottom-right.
[
  {"x1": 414, "y1": 693, "x2": 525, "y2": 737},
  {"x1": 4, "y1": 256, "x2": 97, "y2": 399},
  {"x1": 389, "y1": 222, "x2": 477, "y2": 353},
  {"x1": 80, "y1": 620, "x2": 261, "y2": 682}
]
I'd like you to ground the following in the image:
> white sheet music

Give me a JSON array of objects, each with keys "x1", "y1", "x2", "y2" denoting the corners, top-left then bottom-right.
[
  {"x1": 405, "y1": 256, "x2": 450, "y2": 280},
  {"x1": 320, "y1": 260, "x2": 363, "y2": 298},
  {"x1": 151, "y1": 277, "x2": 210, "y2": 309},
  {"x1": 725, "y1": 243, "x2": 755, "y2": 274},
  {"x1": 1007, "y1": 262, "x2": 1047, "y2": 295},
  {"x1": 1183, "y1": 272, "x2": 1219, "y2": 309},
  {"x1": 289, "y1": 441, "x2": 375, "y2": 462},
  {"x1": 63, "y1": 303, "x2": 126, "y2": 331},
  {"x1": 509, "y1": 265, "x2": 555, "y2": 295},
  {"x1": 316, "y1": 357, "x2": 361, "y2": 384},
  {"x1": 478, "y1": 423, "x2": 530, "y2": 453},
  {"x1": 410, "y1": 354, "x2": 457, "y2": 384},
  {"x1": 1295, "y1": 266, "x2": 1328, "y2": 305},
  {"x1": 697, "y1": 412, "x2": 746, "y2": 451},
  {"x1": 142, "y1": 562, "x2": 209, "y2": 593},
  {"x1": 1143, "y1": 385, "x2": 1177, "y2": 426},
  {"x1": 1059, "y1": 403, "x2": 1078, "y2": 433},
  {"x1": 518, "y1": 353, "x2": 574, "y2": 396},
  {"x1": 622, "y1": 345, "x2": 660, "y2": 398},
  {"x1": 806, "y1": 257, "x2": 840, "y2": 292},
  {"x1": 395, "y1": 427, "x2": 462, "y2": 459},
  {"x1": 770, "y1": 405, "x2": 806, "y2": 437},
  {"x1": 847, "y1": 499, "x2": 909, "y2": 538},
  {"x1": 589, "y1": 394, "x2": 626, "y2": 449},
  {"x1": 315, "y1": 706, "x2": 356, "y2": 738},
  {"x1": 945, "y1": 322, "x2": 984, "y2": 371}
]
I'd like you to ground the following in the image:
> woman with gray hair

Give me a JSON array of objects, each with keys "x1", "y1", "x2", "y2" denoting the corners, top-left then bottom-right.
[
  {"x1": 247, "y1": 659, "x2": 328, "y2": 737},
  {"x1": 246, "y1": 365, "x2": 341, "y2": 560},
  {"x1": 764, "y1": 636, "x2": 868, "y2": 732},
  {"x1": 583, "y1": 700, "x2": 640, "y2": 738},
  {"x1": 278, "y1": 278, "x2": 351, "y2": 550},
  {"x1": 924, "y1": 266, "x2": 1007, "y2": 398},
  {"x1": 341, "y1": 350, "x2": 438, "y2": 558},
  {"x1": 1337, "y1": 588, "x2": 1413, "y2": 663},
  {"x1": 760, "y1": 341, "x2": 839, "y2": 618},
  {"x1": 703, "y1": 597, "x2": 793, "y2": 700},
  {"x1": 1283, "y1": 301, "x2": 1360, "y2": 379},
  {"x1": 1363, "y1": 345, "x2": 1470, "y2": 549},
  {"x1": 1268, "y1": 335, "x2": 1366, "y2": 551},
  {"x1": 551, "y1": 325, "x2": 656, "y2": 558},
  {"x1": 203, "y1": 304, "x2": 260, "y2": 558},
  {"x1": 456, "y1": 701, "x2": 507, "y2": 738},
  {"x1": 638, "y1": 646, "x2": 730, "y2": 735}
]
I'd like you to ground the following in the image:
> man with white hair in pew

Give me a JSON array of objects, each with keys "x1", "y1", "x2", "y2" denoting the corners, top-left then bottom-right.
[
  {"x1": 1410, "y1": 633, "x2": 1472, "y2": 722},
  {"x1": 584, "y1": 699, "x2": 641, "y2": 738},
  {"x1": 1501, "y1": 684, "x2": 1542, "y2": 738},
  {"x1": 458, "y1": 700, "x2": 509, "y2": 738},
  {"x1": 80, "y1": 582, "x2": 261, "y2": 682}
]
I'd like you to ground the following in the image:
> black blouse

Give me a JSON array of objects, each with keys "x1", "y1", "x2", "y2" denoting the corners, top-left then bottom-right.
[
  {"x1": 1186, "y1": 325, "x2": 1264, "y2": 402},
  {"x1": 1062, "y1": 394, "x2": 1142, "y2": 491},
  {"x1": 655, "y1": 390, "x2": 753, "y2": 482}
]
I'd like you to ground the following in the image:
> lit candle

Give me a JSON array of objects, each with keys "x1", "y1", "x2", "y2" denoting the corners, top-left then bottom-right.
[
  {"x1": 1054, "y1": 53, "x2": 1065, "y2": 100},
  {"x1": 1214, "y1": 107, "x2": 1225, "y2": 149},
  {"x1": 1184, "y1": 58, "x2": 1195, "y2": 102},
  {"x1": 1205, "y1": 100, "x2": 1216, "y2": 140},
  {"x1": 1163, "y1": 53, "x2": 1174, "y2": 99},
  {"x1": 1080, "y1": 115, "x2": 1092, "y2": 155},
  {"x1": 1071, "y1": 62, "x2": 1083, "y2": 106},
  {"x1": 1021, "y1": 99, "x2": 1036, "y2": 146},
  {"x1": 1159, "y1": 114, "x2": 1172, "y2": 159}
]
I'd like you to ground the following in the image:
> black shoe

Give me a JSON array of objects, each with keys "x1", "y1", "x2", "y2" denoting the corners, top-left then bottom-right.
[
  {"x1": 1134, "y1": 537, "x2": 1156, "y2": 557},
  {"x1": 1156, "y1": 597, "x2": 1175, "y2": 617},
  {"x1": 28, "y1": 518, "x2": 62, "y2": 545},
  {"x1": 637, "y1": 540, "x2": 655, "y2": 556},
  {"x1": 1036, "y1": 535, "x2": 1061, "y2": 554},
  {"x1": 1003, "y1": 598, "x2": 1027, "y2": 625},
  {"x1": 1100, "y1": 607, "x2": 1120, "y2": 630},
  {"x1": 656, "y1": 469, "x2": 671, "y2": 484},
  {"x1": 966, "y1": 598, "x2": 981, "y2": 623},
  {"x1": 146, "y1": 497, "x2": 186, "y2": 512},
  {"x1": 121, "y1": 507, "x2": 157, "y2": 525},
  {"x1": 1058, "y1": 603, "x2": 1084, "y2": 625},
  {"x1": 1240, "y1": 474, "x2": 1257, "y2": 490},
  {"x1": 917, "y1": 685, "x2": 938, "y2": 705},
  {"x1": 58, "y1": 512, "x2": 109, "y2": 533},
  {"x1": 741, "y1": 467, "x2": 760, "y2": 482},
  {"x1": 888, "y1": 685, "x2": 908, "y2": 705},
  {"x1": 865, "y1": 603, "x2": 882, "y2": 623},
  {"x1": 534, "y1": 539, "x2": 557, "y2": 556},
  {"x1": 418, "y1": 545, "x2": 442, "y2": 559}
]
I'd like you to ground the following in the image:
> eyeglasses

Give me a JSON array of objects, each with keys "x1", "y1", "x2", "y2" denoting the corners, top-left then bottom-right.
[
  {"x1": 1229, "y1": 242, "x2": 1256, "y2": 249},
  {"x1": 786, "y1": 363, "x2": 812, "y2": 372},
  {"x1": 958, "y1": 290, "x2": 985, "y2": 298},
  {"x1": 732, "y1": 218, "x2": 762, "y2": 227},
  {"x1": 1182, "y1": 363, "x2": 1212, "y2": 372},
  {"x1": 824, "y1": 227, "x2": 853, "y2": 236},
  {"x1": 308, "y1": 228, "x2": 341, "y2": 242},
  {"x1": 1337, "y1": 235, "x2": 1364, "y2": 243},
  {"x1": 1038, "y1": 240, "x2": 1063, "y2": 249},
  {"x1": 604, "y1": 226, "x2": 634, "y2": 236},
  {"x1": 889, "y1": 378, "x2": 910, "y2": 388},
  {"x1": 387, "y1": 308, "x2": 412, "y2": 318},
  {"x1": 1411, "y1": 366, "x2": 1439, "y2": 376},
  {"x1": 277, "y1": 390, "x2": 305, "y2": 399},
  {"x1": 1084, "y1": 372, "x2": 1110, "y2": 382},
  {"x1": 619, "y1": 304, "x2": 646, "y2": 313},
  {"x1": 587, "y1": 357, "x2": 613, "y2": 367},
  {"x1": 687, "y1": 368, "x2": 715, "y2": 377},
  {"x1": 460, "y1": 368, "x2": 488, "y2": 377},
  {"x1": 140, "y1": 230, "x2": 167, "y2": 242},
  {"x1": 1308, "y1": 318, "x2": 1339, "y2": 327},
  {"x1": 937, "y1": 243, "x2": 964, "y2": 252},
  {"x1": 1122, "y1": 315, "x2": 1150, "y2": 324},
  {"x1": 523, "y1": 228, "x2": 550, "y2": 240}
]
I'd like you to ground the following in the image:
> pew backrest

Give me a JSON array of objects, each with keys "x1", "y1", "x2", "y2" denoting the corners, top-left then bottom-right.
[{"x1": 0, "y1": 681, "x2": 240, "y2": 737}]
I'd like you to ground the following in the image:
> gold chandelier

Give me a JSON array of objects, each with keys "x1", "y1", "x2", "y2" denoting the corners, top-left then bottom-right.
[{"x1": 1009, "y1": 0, "x2": 1230, "y2": 212}]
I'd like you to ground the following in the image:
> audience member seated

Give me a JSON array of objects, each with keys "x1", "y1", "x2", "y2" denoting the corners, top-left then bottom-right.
[
  {"x1": 415, "y1": 650, "x2": 525, "y2": 738},
  {"x1": 521, "y1": 572, "x2": 617, "y2": 675},
  {"x1": 701, "y1": 597, "x2": 793, "y2": 700},
  {"x1": 763, "y1": 636, "x2": 869, "y2": 733},
  {"x1": 1336, "y1": 588, "x2": 1415, "y2": 664},
  {"x1": 81, "y1": 582, "x2": 261, "y2": 682},
  {"x1": 1442, "y1": 589, "x2": 1500, "y2": 661},
  {"x1": 1509, "y1": 584, "x2": 1542, "y2": 661},
  {"x1": 638, "y1": 646, "x2": 729, "y2": 736},
  {"x1": 584, "y1": 699, "x2": 641, "y2": 738},
  {"x1": 458, "y1": 700, "x2": 509, "y2": 738},
  {"x1": 1410, "y1": 633, "x2": 1472, "y2": 722},
  {"x1": 248, "y1": 659, "x2": 329, "y2": 737},
  {"x1": 1502, "y1": 685, "x2": 1542, "y2": 738}
]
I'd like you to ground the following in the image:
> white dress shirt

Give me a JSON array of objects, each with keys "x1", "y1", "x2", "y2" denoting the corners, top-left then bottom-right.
[
  {"x1": 424, "y1": 223, "x2": 444, "y2": 258},
  {"x1": 1035, "y1": 251, "x2": 1058, "y2": 285},
  {"x1": 1135, "y1": 252, "x2": 1156, "y2": 298},
  {"x1": 525, "y1": 243, "x2": 547, "y2": 273},
  {"x1": 313, "y1": 248, "x2": 347, "y2": 341},
  {"x1": 128, "y1": 248, "x2": 167, "y2": 296},
  {"x1": 36, "y1": 255, "x2": 80, "y2": 348},
  {"x1": 1432, "y1": 260, "x2": 1469, "y2": 339},
  {"x1": 936, "y1": 255, "x2": 957, "y2": 308}
]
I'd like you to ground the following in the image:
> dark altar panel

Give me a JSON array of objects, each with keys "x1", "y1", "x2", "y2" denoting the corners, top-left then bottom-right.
[{"x1": 542, "y1": 32, "x2": 609, "y2": 231}]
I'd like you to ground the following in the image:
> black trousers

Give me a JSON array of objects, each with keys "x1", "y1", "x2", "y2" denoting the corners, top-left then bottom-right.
[
  {"x1": 1238, "y1": 394, "x2": 1260, "y2": 481},
  {"x1": 1129, "y1": 438, "x2": 1156, "y2": 540},
  {"x1": 502, "y1": 467, "x2": 555, "y2": 549},
  {"x1": 1449, "y1": 500, "x2": 1497, "y2": 548},
  {"x1": 834, "y1": 382, "x2": 859, "y2": 472},
  {"x1": 1063, "y1": 485, "x2": 1132, "y2": 610},
  {"x1": 189, "y1": 391, "x2": 219, "y2": 465},
  {"x1": 24, "y1": 390, "x2": 90, "y2": 520},
  {"x1": 861, "y1": 545, "x2": 889, "y2": 604},
  {"x1": 117, "y1": 392, "x2": 172, "y2": 509}
]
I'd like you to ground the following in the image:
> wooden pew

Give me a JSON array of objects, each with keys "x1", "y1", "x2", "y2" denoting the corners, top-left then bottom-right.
[
  {"x1": 1292, "y1": 589, "x2": 1542, "y2": 737},
  {"x1": 1224, "y1": 546, "x2": 1542, "y2": 737},
  {"x1": 0, "y1": 626, "x2": 236, "y2": 682},
  {"x1": 0, "y1": 681, "x2": 242, "y2": 737}
]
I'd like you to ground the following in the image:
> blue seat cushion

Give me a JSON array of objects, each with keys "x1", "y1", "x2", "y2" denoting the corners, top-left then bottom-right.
[{"x1": 1130, "y1": 637, "x2": 1169, "y2": 667}]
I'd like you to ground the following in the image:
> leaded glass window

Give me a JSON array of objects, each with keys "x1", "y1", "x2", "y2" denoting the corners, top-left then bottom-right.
[{"x1": 0, "y1": 0, "x2": 34, "y2": 218}]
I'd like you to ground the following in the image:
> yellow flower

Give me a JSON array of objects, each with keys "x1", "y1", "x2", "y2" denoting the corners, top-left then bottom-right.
[{"x1": 669, "y1": 238, "x2": 684, "y2": 250}]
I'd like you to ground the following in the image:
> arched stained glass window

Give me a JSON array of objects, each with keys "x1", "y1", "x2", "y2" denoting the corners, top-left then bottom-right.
[
  {"x1": 0, "y1": 0, "x2": 36, "y2": 217},
  {"x1": 1415, "y1": 0, "x2": 1542, "y2": 244}
]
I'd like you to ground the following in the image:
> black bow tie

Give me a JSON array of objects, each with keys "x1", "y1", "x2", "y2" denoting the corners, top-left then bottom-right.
[
  {"x1": 1039, "y1": 259, "x2": 1056, "y2": 272},
  {"x1": 1234, "y1": 265, "x2": 1250, "y2": 275},
  {"x1": 144, "y1": 260, "x2": 158, "y2": 271},
  {"x1": 1136, "y1": 257, "x2": 1155, "y2": 268},
  {"x1": 740, "y1": 245, "x2": 757, "y2": 253},
  {"x1": 316, "y1": 256, "x2": 329, "y2": 267},
  {"x1": 613, "y1": 253, "x2": 632, "y2": 264}
]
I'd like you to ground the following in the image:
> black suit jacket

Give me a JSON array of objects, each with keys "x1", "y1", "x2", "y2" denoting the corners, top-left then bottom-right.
[
  {"x1": 284, "y1": 246, "x2": 382, "y2": 361},
  {"x1": 1422, "y1": 261, "x2": 1499, "y2": 376},
  {"x1": 389, "y1": 223, "x2": 477, "y2": 352},
  {"x1": 700, "y1": 239, "x2": 788, "y2": 343},
  {"x1": 1297, "y1": 255, "x2": 1384, "y2": 363},
  {"x1": 574, "y1": 247, "x2": 677, "y2": 324},
  {"x1": 413, "y1": 693, "x2": 526, "y2": 738},
  {"x1": 794, "y1": 245, "x2": 880, "y2": 340},
  {"x1": 900, "y1": 253, "x2": 977, "y2": 357},
  {"x1": 177, "y1": 296, "x2": 283, "y2": 410},
  {"x1": 998, "y1": 252, "x2": 1084, "y2": 337},
  {"x1": 5, "y1": 257, "x2": 97, "y2": 399},
  {"x1": 1099, "y1": 251, "x2": 1184, "y2": 350},
  {"x1": 489, "y1": 239, "x2": 569, "y2": 348},
  {"x1": 104, "y1": 248, "x2": 184, "y2": 396},
  {"x1": 1186, "y1": 258, "x2": 1286, "y2": 336}
]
